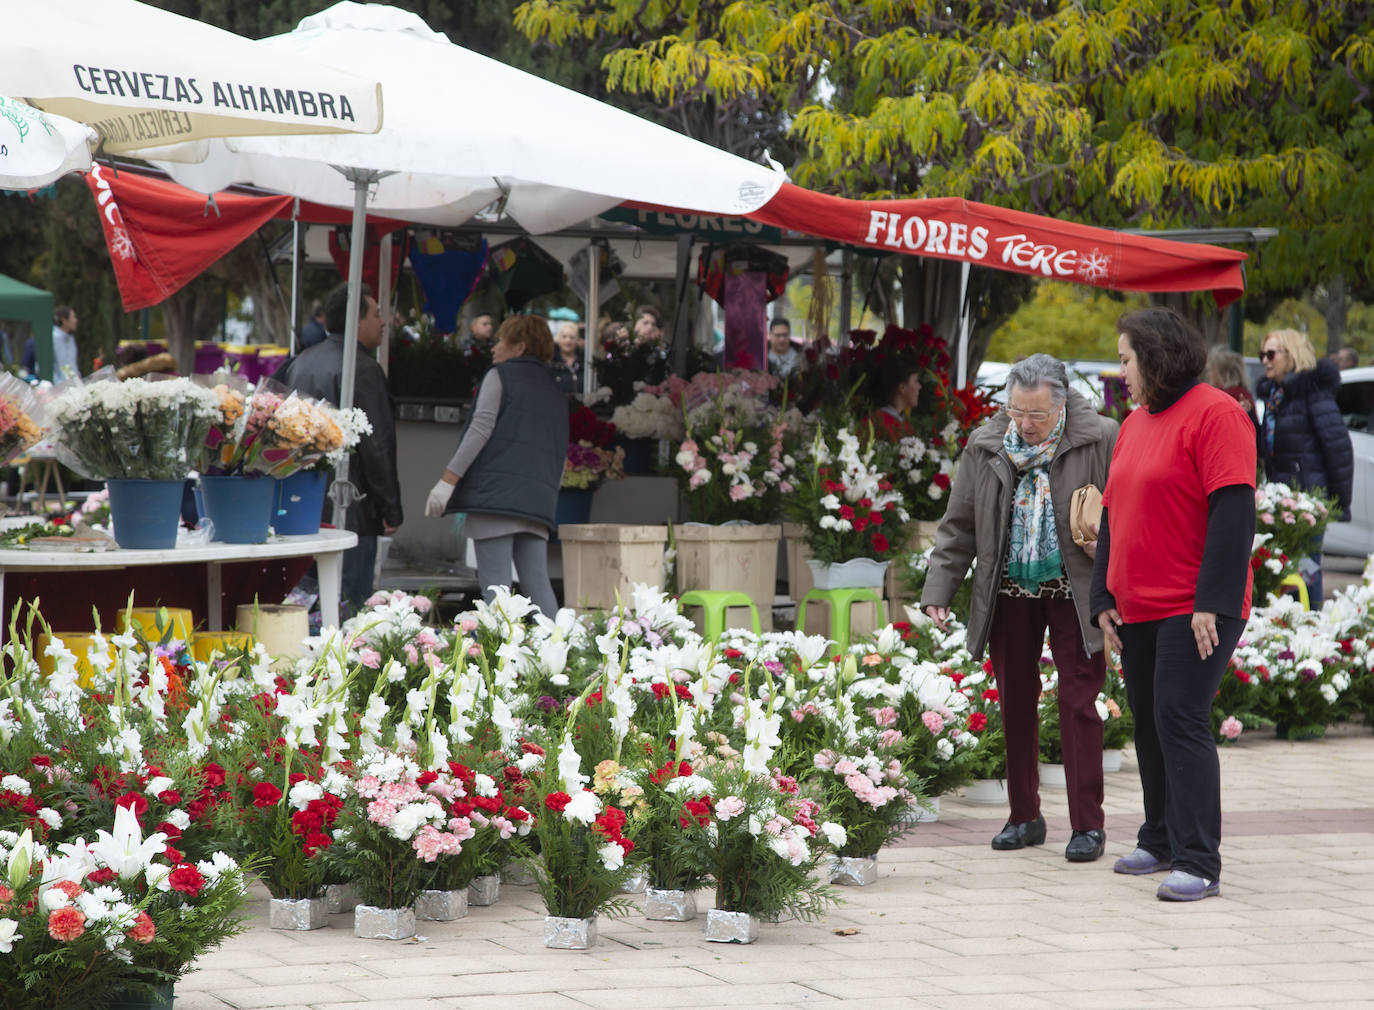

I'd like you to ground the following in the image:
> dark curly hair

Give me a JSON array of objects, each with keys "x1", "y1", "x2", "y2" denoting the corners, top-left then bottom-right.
[{"x1": 1116, "y1": 307, "x2": 1206, "y2": 410}]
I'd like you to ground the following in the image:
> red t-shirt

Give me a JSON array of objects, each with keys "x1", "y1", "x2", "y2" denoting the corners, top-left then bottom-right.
[{"x1": 1103, "y1": 384, "x2": 1257, "y2": 623}]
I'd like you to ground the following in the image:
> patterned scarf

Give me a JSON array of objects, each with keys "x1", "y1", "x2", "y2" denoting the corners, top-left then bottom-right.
[
  {"x1": 1263, "y1": 381, "x2": 1284, "y2": 453},
  {"x1": 1002, "y1": 409, "x2": 1067, "y2": 591}
]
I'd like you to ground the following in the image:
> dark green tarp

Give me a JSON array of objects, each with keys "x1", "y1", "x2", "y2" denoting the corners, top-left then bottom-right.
[{"x1": 0, "y1": 273, "x2": 52, "y2": 379}]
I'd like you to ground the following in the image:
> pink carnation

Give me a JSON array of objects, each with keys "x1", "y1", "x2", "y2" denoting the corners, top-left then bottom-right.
[
  {"x1": 813, "y1": 749, "x2": 838, "y2": 771},
  {"x1": 715, "y1": 796, "x2": 746, "y2": 820},
  {"x1": 366, "y1": 799, "x2": 398, "y2": 826},
  {"x1": 358, "y1": 647, "x2": 381, "y2": 669},
  {"x1": 834, "y1": 759, "x2": 859, "y2": 776},
  {"x1": 879, "y1": 729, "x2": 904, "y2": 748},
  {"x1": 922, "y1": 710, "x2": 945, "y2": 734},
  {"x1": 870, "y1": 706, "x2": 898, "y2": 727},
  {"x1": 1220, "y1": 716, "x2": 1243, "y2": 741}
]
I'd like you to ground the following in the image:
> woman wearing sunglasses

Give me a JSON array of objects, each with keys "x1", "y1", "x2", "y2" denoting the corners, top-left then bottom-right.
[
  {"x1": 922, "y1": 354, "x2": 1117, "y2": 864},
  {"x1": 1255, "y1": 329, "x2": 1353, "y2": 605}
]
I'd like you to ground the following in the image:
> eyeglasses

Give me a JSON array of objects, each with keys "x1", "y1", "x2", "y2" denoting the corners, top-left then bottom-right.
[
  {"x1": 1260, "y1": 349, "x2": 1283, "y2": 362},
  {"x1": 1006, "y1": 408, "x2": 1054, "y2": 423}
]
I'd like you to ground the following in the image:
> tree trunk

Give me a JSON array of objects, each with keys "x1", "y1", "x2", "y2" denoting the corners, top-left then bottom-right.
[
  {"x1": 901, "y1": 257, "x2": 1034, "y2": 384},
  {"x1": 160, "y1": 278, "x2": 222, "y2": 374},
  {"x1": 1153, "y1": 291, "x2": 1230, "y2": 346},
  {"x1": 1315, "y1": 273, "x2": 1347, "y2": 354}
]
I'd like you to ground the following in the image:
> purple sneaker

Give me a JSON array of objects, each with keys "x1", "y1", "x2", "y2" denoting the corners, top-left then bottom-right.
[
  {"x1": 1156, "y1": 870, "x2": 1220, "y2": 901},
  {"x1": 1113, "y1": 848, "x2": 1170, "y2": 875}
]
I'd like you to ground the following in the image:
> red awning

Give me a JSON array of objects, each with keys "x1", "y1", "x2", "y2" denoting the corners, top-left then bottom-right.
[
  {"x1": 635, "y1": 182, "x2": 1248, "y2": 306},
  {"x1": 85, "y1": 165, "x2": 406, "y2": 311}
]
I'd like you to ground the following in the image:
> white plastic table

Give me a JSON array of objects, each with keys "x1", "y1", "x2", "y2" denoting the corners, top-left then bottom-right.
[{"x1": 0, "y1": 529, "x2": 357, "y2": 631}]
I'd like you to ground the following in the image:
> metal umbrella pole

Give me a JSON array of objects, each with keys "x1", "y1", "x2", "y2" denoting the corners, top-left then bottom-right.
[{"x1": 330, "y1": 166, "x2": 384, "y2": 531}]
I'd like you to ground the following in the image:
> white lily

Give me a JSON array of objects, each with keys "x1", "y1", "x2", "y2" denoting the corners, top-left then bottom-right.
[{"x1": 88, "y1": 805, "x2": 167, "y2": 881}]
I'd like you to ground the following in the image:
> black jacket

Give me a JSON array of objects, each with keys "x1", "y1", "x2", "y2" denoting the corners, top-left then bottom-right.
[
  {"x1": 1256, "y1": 357, "x2": 1354, "y2": 520},
  {"x1": 275, "y1": 334, "x2": 403, "y2": 535},
  {"x1": 446, "y1": 357, "x2": 568, "y2": 531}
]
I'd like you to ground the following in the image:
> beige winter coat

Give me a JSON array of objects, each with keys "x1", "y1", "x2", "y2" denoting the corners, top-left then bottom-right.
[{"x1": 919, "y1": 390, "x2": 1118, "y2": 659}]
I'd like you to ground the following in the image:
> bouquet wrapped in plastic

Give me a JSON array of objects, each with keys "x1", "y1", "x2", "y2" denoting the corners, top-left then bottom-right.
[
  {"x1": 46, "y1": 369, "x2": 220, "y2": 480},
  {"x1": 198, "y1": 376, "x2": 360, "y2": 478},
  {"x1": 0, "y1": 371, "x2": 47, "y2": 465}
]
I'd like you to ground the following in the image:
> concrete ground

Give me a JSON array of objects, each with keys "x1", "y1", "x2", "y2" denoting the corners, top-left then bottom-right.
[{"x1": 177, "y1": 724, "x2": 1374, "y2": 1010}]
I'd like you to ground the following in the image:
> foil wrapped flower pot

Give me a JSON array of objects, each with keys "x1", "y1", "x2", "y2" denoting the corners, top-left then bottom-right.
[
  {"x1": 415, "y1": 888, "x2": 469, "y2": 922},
  {"x1": 324, "y1": 882, "x2": 360, "y2": 914},
  {"x1": 829, "y1": 855, "x2": 879, "y2": 886},
  {"x1": 899, "y1": 795, "x2": 940, "y2": 826},
  {"x1": 619, "y1": 867, "x2": 649, "y2": 894},
  {"x1": 704, "y1": 908, "x2": 759, "y2": 944},
  {"x1": 268, "y1": 896, "x2": 328, "y2": 931},
  {"x1": 502, "y1": 862, "x2": 537, "y2": 886},
  {"x1": 544, "y1": 914, "x2": 598, "y2": 949},
  {"x1": 467, "y1": 874, "x2": 501, "y2": 906},
  {"x1": 354, "y1": 904, "x2": 417, "y2": 940},
  {"x1": 644, "y1": 887, "x2": 697, "y2": 921}
]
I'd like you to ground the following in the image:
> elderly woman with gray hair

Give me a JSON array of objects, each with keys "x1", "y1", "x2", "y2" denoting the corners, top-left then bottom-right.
[{"x1": 922, "y1": 354, "x2": 1119, "y2": 863}]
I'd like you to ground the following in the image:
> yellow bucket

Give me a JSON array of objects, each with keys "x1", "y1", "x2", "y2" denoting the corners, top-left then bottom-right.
[
  {"x1": 117, "y1": 607, "x2": 194, "y2": 644},
  {"x1": 36, "y1": 632, "x2": 117, "y2": 688},
  {"x1": 190, "y1": 631, "x2": 254, "y2": 663}
]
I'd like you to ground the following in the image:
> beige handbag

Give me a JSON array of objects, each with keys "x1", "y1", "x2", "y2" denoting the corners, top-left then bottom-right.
[{"x1": 1069, "y1": 484, "x2": 1103, "y2": 546}]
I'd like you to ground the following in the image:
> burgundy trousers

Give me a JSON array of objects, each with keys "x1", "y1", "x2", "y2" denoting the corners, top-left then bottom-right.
[{"x1": 987, "y1": 594, "x2": 1106, "y2": 831}]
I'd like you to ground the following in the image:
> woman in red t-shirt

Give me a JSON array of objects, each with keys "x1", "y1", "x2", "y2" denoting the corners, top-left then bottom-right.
[{"x1": 1090, "y1": 307, "x2": 1256, "y2": 903}]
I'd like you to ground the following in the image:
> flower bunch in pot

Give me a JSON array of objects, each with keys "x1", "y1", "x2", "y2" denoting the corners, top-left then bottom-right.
[
  {"x1": 626, "y1": 745, "x2": 714, "y2": 920},
  {"x1": 953, "y1": 663, "x2": 1010, "y2": 786},
  {"x1": 563, "y1": 405, "x2": 626, "y2": 491},
  {"x1": 782, "y1": 424, "x2": 909, "y2": 585},
  {"x1": 1251, "y1": 481, "x2": 1334, "y2": 603}
]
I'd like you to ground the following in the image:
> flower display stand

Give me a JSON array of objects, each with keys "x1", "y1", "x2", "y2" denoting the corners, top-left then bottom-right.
[
  {"x1": 324, "y1": 882, "x2": 360, "y2": 914},
  {"x1": 544, "y1": 915, "x2": 598, "y2": 949},
  {"x1": 829, "y1": 855, "x2": 879, "y2": 886},
  {"x1": 1039, "y1": 762, "x2": 1068, "y2": 788},
  {"x1": 467, "y1": 874, "x2": 501, "y2": 906},
  {"x1": 675, "y1": 524, "x2": 781, "y2": 633},
  {"x1": 704, "y1": 908, "x2": 759, "y2": 944},
  {"x1": 964, "y1": 778, "x2": 1009, "y2": 805},
  {"x1": 354, "y1": 904, "x2": 416, "y2": 940},
  {"x1": 1102, "y1": 748, "x2": 1123, "y2": 773},
  {"x1": 268, "y1": 896, "x2": 328, "y2": 931},
  {"x1": 415, "y1": 888, "x2": 469, "y2": 921},
  {"x1": 558, "y1": 524, "x2": 668, "y2": 611},
  {"x1": 645, "y1": 887, "x2": 698, "y2": 921},
  {"x1": 619, "y1": 867, "x2": 648, "y2": 894}
]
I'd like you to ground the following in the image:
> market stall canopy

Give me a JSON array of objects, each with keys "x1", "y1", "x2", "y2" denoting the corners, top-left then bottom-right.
[
  {"x1": 0, "y1": 274, "x2": 53, "y2": 354},
  {"x1": 731, "y1": 183, "x2": 1248, "y2": 306},
  {"x1": 150, "y1": 2, "x2": 785, "y2": 234},
  {"x1": 0, "y1": 95, "x2": 98, "y2": 191},
  {"x1": 0, "y1": 0, "x2": 383, "y2": 156}
]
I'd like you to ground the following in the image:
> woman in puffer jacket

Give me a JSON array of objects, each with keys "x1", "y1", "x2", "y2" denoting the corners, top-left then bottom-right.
[{"x1": 1255, "y1": 328, "x2": 1354, "y2": 605}]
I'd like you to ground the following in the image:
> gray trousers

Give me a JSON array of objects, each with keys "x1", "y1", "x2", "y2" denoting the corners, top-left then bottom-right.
[{"x1": 473, "y1": 534, "x2": 558, "y2": 617}]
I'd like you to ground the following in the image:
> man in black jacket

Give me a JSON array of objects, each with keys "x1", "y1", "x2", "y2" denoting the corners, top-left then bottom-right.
[{"x1": 277, "y1": 282, "x2": 403, "y2": 616}]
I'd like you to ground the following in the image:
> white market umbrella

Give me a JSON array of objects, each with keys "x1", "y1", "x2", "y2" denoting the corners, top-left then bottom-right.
[
  {"x1": 151, "y1": 2, "x2": 784, "y2": 233},
  {"x1": 0, "y1": 95, "x2": 97, "y2": 190},
  {"x1": 151, "y1": 1, "x2": 785, "y2": 527},
  {"x1": 0, "y1": 0, "x2": 383, "y2": 155}
]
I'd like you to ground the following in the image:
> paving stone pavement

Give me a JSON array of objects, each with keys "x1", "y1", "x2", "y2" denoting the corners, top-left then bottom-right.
[{"x1": 179, "y1": 725, "x2": 1374, "y2": 1010}]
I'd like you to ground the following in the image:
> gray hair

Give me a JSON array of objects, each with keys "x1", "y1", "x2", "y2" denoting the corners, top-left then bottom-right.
[{"x1": 1006, "y1": 353, "x2": 1069, "y2": 404}]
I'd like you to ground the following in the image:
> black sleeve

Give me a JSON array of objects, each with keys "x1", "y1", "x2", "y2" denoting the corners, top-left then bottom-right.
[
  {"x1": 1310, "y1": 392, "x2": 1354, "y2": 520},
  {"x1": 1089, "y1": 506, "x2": 1116, "y2": 621},
  {"x1": 354, "y1": 364, "x2": 404, "y2": 528},
  {"x1": 1194, "y1": 483, "x2": 1256, "y2": 616}
]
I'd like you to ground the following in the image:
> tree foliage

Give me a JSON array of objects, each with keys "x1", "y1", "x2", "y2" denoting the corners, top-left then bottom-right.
[{"x1": 515, "y1": 1, "x2": 1374, "y2": 356}]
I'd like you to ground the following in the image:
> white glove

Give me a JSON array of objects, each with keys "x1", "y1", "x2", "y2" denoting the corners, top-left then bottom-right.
[{"x1": 425, "y1": 478, "x2": 455, "y2": 518}]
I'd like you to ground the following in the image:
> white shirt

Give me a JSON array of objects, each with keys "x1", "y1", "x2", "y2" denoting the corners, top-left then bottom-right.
[{"x1": 51, "y1": 325, "x2": 79, "y2": 380}]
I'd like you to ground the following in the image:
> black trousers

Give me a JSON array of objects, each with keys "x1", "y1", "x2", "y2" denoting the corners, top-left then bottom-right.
[{"x1": 1117, "y1": 613, "x2": 1244, "y2": 881}]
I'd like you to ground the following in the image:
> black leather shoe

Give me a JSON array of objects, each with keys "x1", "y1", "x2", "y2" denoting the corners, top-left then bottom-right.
[
  {"x1": 990, "y1": 815, "x2": 1047, "y2": 850},
  {"x1": 1065, "y1": 829, "x2": 1106, "y2": 862}
]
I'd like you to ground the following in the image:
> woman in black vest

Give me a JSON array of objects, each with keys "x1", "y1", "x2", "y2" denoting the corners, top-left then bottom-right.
[{"x1": 424, "y1": 316, "x2": 569, "y2": 615}]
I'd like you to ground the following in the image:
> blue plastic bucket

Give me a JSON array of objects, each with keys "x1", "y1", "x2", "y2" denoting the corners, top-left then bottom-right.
[
  {"x1": 107, "y1": 479, "x2": 185, "y2": 550},
  {"x1": 272, "y1": 471, "x2": 329, "y2": 535},
  {"x1": 199, "y1": 475, "x2": 276, "y2": 544}
]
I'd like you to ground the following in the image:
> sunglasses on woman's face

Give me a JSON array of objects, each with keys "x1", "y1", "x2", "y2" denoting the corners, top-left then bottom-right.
[{"x1": 1260, "y1": 349, "x2": 1283, "y2": 362}]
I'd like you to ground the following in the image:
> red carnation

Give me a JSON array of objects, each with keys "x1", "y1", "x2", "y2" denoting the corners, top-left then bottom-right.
[
  {"x1": 199, "y1": 763, "x2": 226, "y2": 788},
  {"x1": 157, "y1": 789, "x2": 182, "y2": 806},
  {"x1": 86, "y1": 867, "x2": 117, "y2": 886},
  {"x1": 162, "y1": 844, "x2": 184, "y2": 864},
  {"x1": 933, "y1": 473, "x2": 951, "y2": 490},
  {"x1": 416, "y1": 771, "x2": 438, "y2": 787},
  {"x1": 115, "y1": 792, "x2": 149, "y2": 821},
  {"x1": 168, "y1": 864, "x2": 206, "y2": 897},
  {"x1": 838, "y1": 505, "x2": 855, "y2": 520},
  {"x1": 982, "y1": 688, "x2": 999, "y2": 703},
  {"x1": 967, "y1": 712, "x2": 988, "y2": 732},
  {"x1": 303, "y1": 832, "x2": 332, "y2": 857},
  {"x1": 544, "y1": 792, "x2": 572, "y2": 813},
  {"x1": 868, "y1": 512, "x2": 884, "y2": 526},
  {"x1": 651, "y1": 682, "x2": 670, "y2": 700},
  {"x1": 252, "y1": 782, "x2": 283, "y2": 808},
  {"x1": 871, "y1": 533, "x2": 889, "y2": 553}
]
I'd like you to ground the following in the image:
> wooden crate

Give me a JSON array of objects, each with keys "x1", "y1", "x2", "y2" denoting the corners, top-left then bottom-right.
[
  {"x1": 559, "y1": 524, "x2": 668, "y2": 612},
  {"x1": 675, "y1": 523, "x2": 782, "y2": 633}
]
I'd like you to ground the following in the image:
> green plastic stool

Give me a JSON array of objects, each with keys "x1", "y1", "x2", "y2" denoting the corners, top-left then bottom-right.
[
  {"x1": 799, "y1": 587, "x2": 886, "y2": 652},
  {"x1": 1278, "y1": 573, "x2": 1310, "y2": 610},
  {"x1": 678, "y1": 590, "x2": 762, "y2": 640}
]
